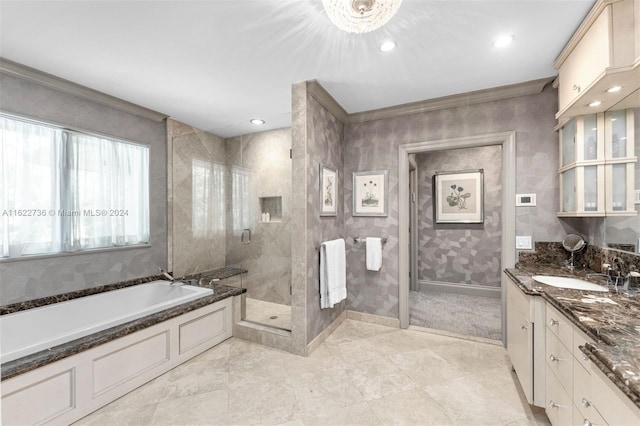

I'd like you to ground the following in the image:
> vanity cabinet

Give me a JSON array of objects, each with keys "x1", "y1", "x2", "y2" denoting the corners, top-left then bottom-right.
[
  {"x1": 506, "y1": 276, "x2": 546, "y2": 406},
  {"x1": 554, "y1": 0, "x2": 640, "y2": 120},
  {"x1": 558, "y1": 109, "x2": 636, "y2": 217}
]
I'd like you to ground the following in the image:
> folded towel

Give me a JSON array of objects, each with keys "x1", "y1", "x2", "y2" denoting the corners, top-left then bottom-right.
[
  {"x1": 320, "y1": 238, "x2": 346, "y2": 309},
  {"x1": 366, "y1": 237, "x2": 383, "y2": 271}
]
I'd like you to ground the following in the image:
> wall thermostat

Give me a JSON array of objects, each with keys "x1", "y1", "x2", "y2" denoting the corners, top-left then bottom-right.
[{"x1": 516, "y1": 193, "x2": 537, "y2": 206}]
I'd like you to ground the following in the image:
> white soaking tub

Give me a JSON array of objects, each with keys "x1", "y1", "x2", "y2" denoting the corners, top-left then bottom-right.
[{"x1": 0, "y1": 281, "x2": 213, "y2": 364}]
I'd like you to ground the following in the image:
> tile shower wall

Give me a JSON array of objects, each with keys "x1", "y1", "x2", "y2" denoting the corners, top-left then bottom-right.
[
  {"x1": 416, "y1": 145, "x2": 502, "y2": 287},
  {"x1": 0, "y1": 72, "x2": 167, "y2": 304},
  {"x1": 225, "y1": 128, "x2": 292, "y2": 306},
  {"x1": 305, "y1": 95, "x2": 345, "y2": 343},
  {"x1": 344, "y1": 85, "x2": 563, "y2": 319},
  {"x1": 169, "y1": 119, "x2": 226, "y2": 277}
]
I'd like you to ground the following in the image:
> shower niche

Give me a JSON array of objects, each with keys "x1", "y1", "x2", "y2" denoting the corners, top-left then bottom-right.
[{"x1": 259, "y1": 196, "x2": 282, "y2": 222}]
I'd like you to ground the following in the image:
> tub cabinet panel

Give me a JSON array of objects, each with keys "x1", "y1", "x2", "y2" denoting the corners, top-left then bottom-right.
[
  {"x1": 2, "y1": 367, "x2": 75, "y2": 425},
  {"x1": 1, "y1": 296, "x2": 234, "y2": 426}
]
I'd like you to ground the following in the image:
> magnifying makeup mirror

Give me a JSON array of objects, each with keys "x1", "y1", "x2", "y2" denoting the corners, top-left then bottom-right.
[{"x1": 562, "y1": 234, "x2": 586, "y2": 271}]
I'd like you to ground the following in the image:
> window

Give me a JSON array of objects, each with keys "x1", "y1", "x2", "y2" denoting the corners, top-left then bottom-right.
[{"x1": 0, "y1": 114, "x2": 150, "y2": 259}]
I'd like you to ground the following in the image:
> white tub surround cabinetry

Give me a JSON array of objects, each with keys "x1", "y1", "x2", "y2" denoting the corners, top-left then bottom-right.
[
  {"x1": 554, "y1": 0, "x2": 640, "y2": 121},
  {"x1": 1, "y1": 298, "x2": 233, "y2": 425},
  {"x1": 506, "y1": 275, "x2": 546, "y2": 406}
]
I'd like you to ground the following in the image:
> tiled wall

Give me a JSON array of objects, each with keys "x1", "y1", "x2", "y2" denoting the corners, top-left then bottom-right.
[
  {"x1": 0, "y1": 72, "x2": 167, "y2": 304},
  {"x1": 416, "y1": 145, "x2": 502, "y2": 287},
  {"x1": 343, "y1": 85, "x2": 563, "y2": 319},
  {"x1": 169, "y1": 120, "x2": 227, "y2": 277},
  {"x1": 225, "y1": 129, "x2": 292, "y2": 305}
]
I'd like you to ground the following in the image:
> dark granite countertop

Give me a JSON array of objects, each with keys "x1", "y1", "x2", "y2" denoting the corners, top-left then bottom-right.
[
  {"x1": 505, "y1": 265, "x2": 640, "y2": 409},
  {"x1": 1, "y1": 284, "x2": 245, "y2": 380}
]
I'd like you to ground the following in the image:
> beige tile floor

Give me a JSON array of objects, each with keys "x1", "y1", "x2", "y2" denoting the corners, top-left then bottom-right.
[
  {"x1": 74, "y1": 319, "x2": 550, "y2": 426},
  {"x1": 245, "y1": 298, "x2": 292, "y2": 330}
]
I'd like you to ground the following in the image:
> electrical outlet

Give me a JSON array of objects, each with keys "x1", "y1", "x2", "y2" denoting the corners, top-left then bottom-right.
[{"x1": 516, "y1": 236, "x2": 533, "y2": 250}]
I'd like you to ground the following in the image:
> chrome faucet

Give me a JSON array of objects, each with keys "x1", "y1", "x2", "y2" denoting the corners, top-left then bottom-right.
[
  {"x1": 587, "y1": 263, "x2": 618, "y2": 292},
  {"x1": 158, "y1": 267, "x2": 176, "y2": 282}
]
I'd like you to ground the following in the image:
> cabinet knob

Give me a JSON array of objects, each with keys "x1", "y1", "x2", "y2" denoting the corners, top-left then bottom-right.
[
  {"x1": 573, "y1": 84, "x2": 581, "y2": 92},
  {"x1": 582, "y1": 354, "x2": 589, "y2": 362},
  {"x1": 581, "y1": 398, "x2": 591, "y2": 408},
  {"x1": 520, "y1": 324, "x2": 528, "y2": 330},
  {"x1": 583, "y1": 420, "x2": 592, "y2": 426},
  {"x1": 549, "y1": 400, "x2": 560, "y2": 408},
  {"x1": 549, "y1": 354, "x2": 559, "y2": 362},
  {"x1": 549, "y1": 319, "x2": 559, "y2": 326}
]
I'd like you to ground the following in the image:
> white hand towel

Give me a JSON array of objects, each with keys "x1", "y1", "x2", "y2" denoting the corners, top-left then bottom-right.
[
  {"x1": 320, "y1": 238, "x2": 346, "y2": 309},
  {"x1": 366, "y1": 237, "x2": 383, "y2": 271}
]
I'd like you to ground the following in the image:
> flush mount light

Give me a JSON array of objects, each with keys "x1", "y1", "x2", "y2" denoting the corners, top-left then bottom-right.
[
  {"x1": 493, "y1": 34, "x2": 514, "y2": 48},
  {"x1": 322, "y1": 0, "x2": 403, "y2": 34},
  {"x1": 250, "y1": 119, "x2": 265, "y2": 125},
  {"x1": 588, "y1": 101, "x2": 602, "y2": 107},
  {"x1": 380, "y1": 40, "x2": 396, "y2": 52},
  {"x1": 606, "y1": 86, "x2": 622, "y2": 93}
]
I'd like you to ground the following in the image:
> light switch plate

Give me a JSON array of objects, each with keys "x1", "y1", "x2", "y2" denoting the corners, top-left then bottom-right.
[{"x1": 516, "y1": 236, "x2": 533, "y2": 250}]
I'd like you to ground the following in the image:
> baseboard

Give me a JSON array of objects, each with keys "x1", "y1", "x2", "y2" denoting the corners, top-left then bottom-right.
[
  {"x1": 347, "y1": 310, "x2": 400, "y2": 328},
  {"x1": 417, "y1": 280, "x2": 501, "y2": 298},
  {"x1": 306, "y1": 310, "x2": 347, "y2": 356}
]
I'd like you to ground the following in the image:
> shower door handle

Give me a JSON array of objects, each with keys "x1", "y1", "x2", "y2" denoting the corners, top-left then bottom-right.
[{"x1": 241, "y1": 228, "x2": 251, "y2": 244}]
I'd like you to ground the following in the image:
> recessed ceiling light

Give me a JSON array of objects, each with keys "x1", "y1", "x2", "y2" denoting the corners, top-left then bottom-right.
[
  {"x1": 588, "y1": 101, "x2": 602, "y2": 107},
  {"x1": 606, "y1": 86, "x2": 622, "y2": 93},
  {"x1": 250, "y1": 119, "x2": 265, "y2": 125},
  {"x1": 493, "y1": 34, "x2": 514, "y2": 48},
  {"x1": 380, "y1": 40, "x2": 396, "y2": 52}
]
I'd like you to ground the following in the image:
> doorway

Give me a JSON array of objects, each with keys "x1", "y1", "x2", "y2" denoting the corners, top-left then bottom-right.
[{"x1": 398, "y1": 132, "x2": 516, "y2": 345}]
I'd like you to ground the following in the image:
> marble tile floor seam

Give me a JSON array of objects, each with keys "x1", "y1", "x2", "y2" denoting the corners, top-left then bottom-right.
[{"x1": 73, "y1": 319, "x2": 550, "y2": 426}]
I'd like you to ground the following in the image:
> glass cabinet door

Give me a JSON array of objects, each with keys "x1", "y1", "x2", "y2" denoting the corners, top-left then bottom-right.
[
  {"x1": 583, "y1": 165, "x2": 599, "y2": 211},
  {"x1": 609, "y1": 110, "x2": 627, "y2": 159},
  {"x1": 561, "y1": 118, "x2": 576, "y2": 167},
  {"x1": 582, "y1": 114, "x2": 598, "y2": 161},
  {"x1": 561, "y1": 168, "x2": 576, "y2": 213}
]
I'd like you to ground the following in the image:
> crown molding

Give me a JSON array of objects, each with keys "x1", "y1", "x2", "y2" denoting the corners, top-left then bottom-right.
[
  {"x1": 306, "y1": 80, "x2": 349, "y2": 124},
  {"x1": 0, "y1": 57, "x2": 167, "y2": 123},
  {"x1": 346, "y1": 77, "x2": 554, "y2": 124}
]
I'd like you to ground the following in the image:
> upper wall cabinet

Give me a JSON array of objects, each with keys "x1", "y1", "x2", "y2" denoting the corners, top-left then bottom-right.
[
  {"x1": 558, "y1": 109, "x2": 636, "y2": 216},
  {"x1": 554, "y1": 0, "x2": 640, "y2": 121}
]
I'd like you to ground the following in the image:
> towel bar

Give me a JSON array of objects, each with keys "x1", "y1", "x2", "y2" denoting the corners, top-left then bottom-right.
[{"x1": 353, "y1": 236, "x2": 387, "y2": 245}]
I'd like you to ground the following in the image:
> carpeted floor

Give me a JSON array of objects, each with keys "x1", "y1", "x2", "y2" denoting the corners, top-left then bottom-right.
[{"x1": 409, "y1": 290, "x2": 502, "y2": 341}]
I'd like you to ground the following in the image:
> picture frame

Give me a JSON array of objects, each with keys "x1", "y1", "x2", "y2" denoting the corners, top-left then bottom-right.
[
  {"x1": 434, "y1": 169, "x2": 484, "y2": 224},
  {"x1": 353, "y1": 170, "x2": 388, "y2": 217},
  {"x1": 320, "y1": 164, "x2": 338, "y2": 216}
]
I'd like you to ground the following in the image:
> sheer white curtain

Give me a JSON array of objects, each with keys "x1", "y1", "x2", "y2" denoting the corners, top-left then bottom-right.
[
  {"x1": 192, "y1": 159, "x2": 225, "y2": 237},
  {"x1": 0, "y1": 114, "x2": 149, "y2": 258},
  {"x1": 231, "y1": 166, "x2": 254, "y2": 234},
  {"x1": 0, "y1": 116, "x2": 63, "y2": 257}
]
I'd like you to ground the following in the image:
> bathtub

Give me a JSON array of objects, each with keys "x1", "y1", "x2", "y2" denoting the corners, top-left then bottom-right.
[{"x1": 0, "y1": 281, "x2": 213, "y2": 364}]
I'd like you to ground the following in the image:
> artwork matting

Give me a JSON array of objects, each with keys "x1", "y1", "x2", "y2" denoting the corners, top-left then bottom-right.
[
  {"x1": 434, "y1": 169, "x2": 484, "y2": 224},
  {"x1": 353, "y1": 170, "x2": 388, "y2": 217},
  {"x1": 320, "y1": 164, "x2": 338, "y2": 216}
]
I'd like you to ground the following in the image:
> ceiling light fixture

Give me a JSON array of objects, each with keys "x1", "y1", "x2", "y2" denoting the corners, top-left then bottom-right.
[
  {"x1": 493, "y1": 34, "x2": 514, "y2": 48},
  {"x1": 588, "y1": 101, "x2": 602, "y2": 107},
  {"x1": 322, "y1": 0, "x2": 403, "y2": 34},
  {"x1": 606, "y1": 86, "x2": 622, "y2": 93},
  {"x1": 380, "y1": 40, "x2": 396, "y2": 52},
  {"x1": 250, "y1": 119, "x2": 265, "y2": 125}
]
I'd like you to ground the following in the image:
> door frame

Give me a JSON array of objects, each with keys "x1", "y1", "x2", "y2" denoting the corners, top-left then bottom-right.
[{"x1": 398, "y1": 132, "x2": 516, "y2": 346}]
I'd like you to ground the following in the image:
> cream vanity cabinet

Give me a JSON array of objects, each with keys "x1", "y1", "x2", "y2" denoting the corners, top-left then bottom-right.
[
  {"x1": 558, "y1": 109, "x2": 636, "y2": 217},
  {"x1": 545, "y1": 303, "x2": 640, "y2": 426},
  {"x1": 506, "y1": 276, "x2": 546, "y2": 406},
  {"x1": 554, "y1": 0, "x2": 640, "y2": 120}
]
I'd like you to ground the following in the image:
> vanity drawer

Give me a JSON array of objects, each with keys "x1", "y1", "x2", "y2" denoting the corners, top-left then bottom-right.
[
  {"x1": 573, "y1": 404, "x2": 607, "y2": 426},
  {"x1": 573, "y1": 359, "x2": 604, "y2": 424},
  {"x1": 573, "y1": 327, "x2": 595, "y2": 371},
  {"x1": 547, "y1": 304, "x2": 573, "y2": 349},
  {"x1": 546, "y1": 364, "x2": 573, "y2": 426},
  {"x1": 546, "y1": 329, "x2": 573, "y2": 395}
]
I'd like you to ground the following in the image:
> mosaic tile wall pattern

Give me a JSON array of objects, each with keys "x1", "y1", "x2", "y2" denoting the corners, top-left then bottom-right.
[
  {"x1": 305, "y1": 95, "x2": 346, "y2": 342},
  {"x1": 415, "y1": 145, "x2": 502, "y2": 287},
  {"x1": 0, "y1": 72, "x2": 168, "y2": 304},
  {"x1": 344, "y1": 85, "x2": 563, "y2": 319}
]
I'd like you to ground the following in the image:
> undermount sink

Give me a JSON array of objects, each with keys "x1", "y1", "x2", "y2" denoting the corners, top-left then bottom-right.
[{"x1": 532, "y1": 275, "x2": 608, "y2": 292}]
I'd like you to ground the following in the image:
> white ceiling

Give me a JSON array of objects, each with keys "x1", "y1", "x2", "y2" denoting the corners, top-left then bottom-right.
[{"x1": 0, "y1": 0, "x2": 595, "y2": 138}]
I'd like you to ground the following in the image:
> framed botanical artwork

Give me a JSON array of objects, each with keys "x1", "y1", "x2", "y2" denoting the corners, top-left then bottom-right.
[
  {"x1": 434, "y1": 169, "x2": 484, "y2": 224},
  {"x1": 353, "y1": 170, "x2": 388, "y2": 217},
  {"x1": 320, "y1": 164, "x2": 338, "y2": 216}
]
